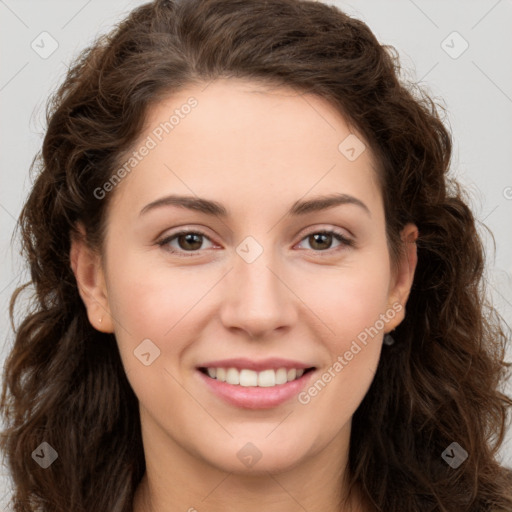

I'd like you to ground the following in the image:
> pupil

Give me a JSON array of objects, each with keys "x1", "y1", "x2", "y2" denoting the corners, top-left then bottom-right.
[
  {"x1": 180, "y1": 233, "x2": 202, "y2": 250},
  {"x1": 311, "y1": 233, "x2": 331, "y2": 250}
]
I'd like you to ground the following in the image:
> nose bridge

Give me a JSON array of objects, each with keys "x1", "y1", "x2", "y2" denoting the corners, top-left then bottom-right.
[{"x1": 219, "y1": 236, "x2": 297, "y2": 337}]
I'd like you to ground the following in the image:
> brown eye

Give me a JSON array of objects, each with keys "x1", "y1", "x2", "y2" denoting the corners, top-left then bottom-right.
[
  {"x1": 176, "y1": 233, "x2": 204, "y2": 251},
  {"x1": 308, "y1": 233, "x2": 333, "y2": 251},
  {"x1": 297, "y1": 230, "x2": 353, "y2": 252},
  {"x1": 157, "y1": 230, "x2": 214, "y2": 256}
]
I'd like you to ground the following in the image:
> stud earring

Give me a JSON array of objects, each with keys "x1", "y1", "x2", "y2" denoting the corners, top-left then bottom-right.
[
  {"x1": 383, "y1": 333, "x2": 395, "y2": 346},
  {"x1": 99, "y1": 316, "x2": 103, "y2": 324}
]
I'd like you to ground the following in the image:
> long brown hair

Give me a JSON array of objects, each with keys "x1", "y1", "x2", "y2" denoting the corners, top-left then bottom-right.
[{"x1": 2, "y1": 0, "x2": 511, "y2": 510}]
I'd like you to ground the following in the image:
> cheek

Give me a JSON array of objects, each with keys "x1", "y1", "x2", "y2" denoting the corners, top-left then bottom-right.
[
  {"x1": 106, "y1": 247, "x2": 211, "y2": 332},
  {"x1": 296, "y1": 267, "x2": 389, "y2": 422},
  {"x1": 296, "y1": 255, "x2": 391, "y2": 396},
  {"x1": 104, "y1": 251, "x2": 212, "y2": 379},
  {"x1": 297, "y1": 258, "x2": 392, "y2": 342}
]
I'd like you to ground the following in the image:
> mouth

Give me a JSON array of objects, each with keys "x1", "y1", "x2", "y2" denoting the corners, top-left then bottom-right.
[
  {"x1": 196, "y1": 359, "x2": 317, "y2": 409},
  {"x1": 198, "y1": 366, "x2": 316, "y2": 387}
]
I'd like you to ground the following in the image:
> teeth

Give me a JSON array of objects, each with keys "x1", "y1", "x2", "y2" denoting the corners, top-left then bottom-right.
[
  {"x1": 239, "y1": 369, "x2": 258, "y2": 387},
  {"x1": 204, "y1": 367, "x2": 308, "y2": 387},
  {"x1": 275, "y1": 368, "x2": 288, "y2": 385},
  {"x1": 226, "y1": 367, "x2": 240, "y2": 385},
  {"x1": 258, "y1": 369, "x2": 275, "y2": 387}
]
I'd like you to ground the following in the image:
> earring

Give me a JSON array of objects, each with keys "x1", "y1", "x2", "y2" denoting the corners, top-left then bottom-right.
[
  {"x1": 383, "y1": 333, "x2": 395, "y2": 346},
  {"x1": 99, "y1": 316, "x2": 103, "y2": 324}
]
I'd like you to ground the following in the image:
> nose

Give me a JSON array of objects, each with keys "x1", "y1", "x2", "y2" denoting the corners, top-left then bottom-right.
[{"x1": 219, "y1": 246, "x2": 298, "y2": 340}]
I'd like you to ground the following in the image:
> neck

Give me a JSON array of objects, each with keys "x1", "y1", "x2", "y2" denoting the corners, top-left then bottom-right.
[{"x1": 134, "y1": 472, "x2": 366, "y2": 512}]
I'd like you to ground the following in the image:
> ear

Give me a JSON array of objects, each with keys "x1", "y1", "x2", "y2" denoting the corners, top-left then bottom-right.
[
  {"x1": 69, "y1": 222, "x2": 114, "y2": 333},
  {"x1": 385, "y1": 223, "x2": 418, "y2": 332}
]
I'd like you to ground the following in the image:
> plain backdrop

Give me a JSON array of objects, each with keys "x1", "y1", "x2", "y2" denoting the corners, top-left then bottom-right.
[{"x1": 1, "y1": 0, "x2": 511, "y2": 507}]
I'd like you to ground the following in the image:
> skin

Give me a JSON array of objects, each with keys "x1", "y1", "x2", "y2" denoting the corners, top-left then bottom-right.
[{"x1": 70, "y1": 78, "x2": 418, "y2": 512}]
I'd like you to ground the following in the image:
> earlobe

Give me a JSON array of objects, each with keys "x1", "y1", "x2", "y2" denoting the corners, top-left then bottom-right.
[
  {"x1": 69, "y1": 223, "x2": 114, "y2": 333},
  {"x1": 385, "y1": 223, "x2": 419, "y2": 332}
]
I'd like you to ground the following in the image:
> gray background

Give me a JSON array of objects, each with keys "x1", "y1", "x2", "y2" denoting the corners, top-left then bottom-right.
[{"x1": 1, "y1": 0, "x2": 511, "y2": 507}]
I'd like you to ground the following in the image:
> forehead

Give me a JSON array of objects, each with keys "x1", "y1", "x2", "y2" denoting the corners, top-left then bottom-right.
[
  {"x1": 144, "y1": 77, "x2": 366, "y2": 156},
  {"x1": 108, "y1": 78, "x2": 383, "y2": 222}
]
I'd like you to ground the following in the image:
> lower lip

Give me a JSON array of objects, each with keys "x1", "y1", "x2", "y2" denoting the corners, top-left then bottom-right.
[{"x1": 197, "y1": 370, "x2": 315, "y2": 409}]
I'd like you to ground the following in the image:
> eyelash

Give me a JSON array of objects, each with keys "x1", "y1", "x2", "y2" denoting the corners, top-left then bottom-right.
[{"x1": 156, "y1": 228, "x2": 354, "y2": 258}]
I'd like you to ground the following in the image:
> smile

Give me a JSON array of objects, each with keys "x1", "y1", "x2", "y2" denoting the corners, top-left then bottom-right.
[
  {"x1": 200, "y1": 367, "x2": 313, "y2": 387},
  {"x1": 196, "y1": 358, "x2": 317, "y2": 409}
]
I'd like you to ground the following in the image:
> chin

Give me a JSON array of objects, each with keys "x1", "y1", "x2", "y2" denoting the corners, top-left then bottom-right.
[
  {"x1": 213, "y1": 452, "x2": 307, "y2": 475},
  {"x1": 197, "y1": 434, "x2": 316, "y2": 475}
]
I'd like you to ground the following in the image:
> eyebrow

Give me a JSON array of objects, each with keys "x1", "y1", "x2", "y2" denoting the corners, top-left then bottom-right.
[{"x1": 139, "y1": 192, "x2": 371, "y2": 218}]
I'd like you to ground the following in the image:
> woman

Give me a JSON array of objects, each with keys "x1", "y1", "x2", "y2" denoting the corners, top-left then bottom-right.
[{"x1": 1, "y1": 0, "x2": 511, "y2": 510}]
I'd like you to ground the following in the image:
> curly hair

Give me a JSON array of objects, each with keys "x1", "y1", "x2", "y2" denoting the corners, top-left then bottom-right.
[{"x1": 1, "y1": 0, "x2": 511, "y2": 510}]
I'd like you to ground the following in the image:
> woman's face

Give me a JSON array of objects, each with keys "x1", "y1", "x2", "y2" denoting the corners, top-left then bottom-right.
[{"x1": 73, "y1": 78, "x2": 417, "y2": 475}]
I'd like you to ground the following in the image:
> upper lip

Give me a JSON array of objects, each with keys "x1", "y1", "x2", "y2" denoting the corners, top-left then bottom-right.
[{"x1": 198, "y1": 358, "x2": 315, "y2": 371}]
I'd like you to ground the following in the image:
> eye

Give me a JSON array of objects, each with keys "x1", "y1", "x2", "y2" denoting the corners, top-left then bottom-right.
[
  {"x1": 157, "y1": 230, "x2": 215, "y2": 257},
  {"x1": 295, "y1": 229, "x2": 354, "y2": 253}
]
